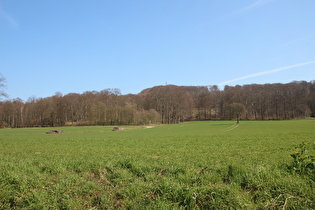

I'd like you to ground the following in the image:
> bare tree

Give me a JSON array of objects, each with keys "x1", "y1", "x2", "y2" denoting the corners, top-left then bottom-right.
[
  {"x1": 228, "y1": 103, "x2": 246, "y2": 124},
  {"x1": 1, "y1": 81, "x2": 314, "y2": 128},
  {"x1": 144, "y1": 85, "x2": 193, "y2": 124},
  {"x1": 0, "y1": 74, "x2": 8, "y2": 100},
  {"x1": 308, "y1": 81, "x2": 315, "y2": 117}
]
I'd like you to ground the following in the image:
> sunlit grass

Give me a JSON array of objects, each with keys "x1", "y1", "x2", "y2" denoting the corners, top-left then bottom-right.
[{"x1": 0, "y1": 120, "x2": 314, "y2": 209}]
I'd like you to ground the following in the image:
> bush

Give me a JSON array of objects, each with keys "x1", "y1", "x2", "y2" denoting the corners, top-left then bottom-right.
[{"x1": 289, "y1": 142, "x2": 315, "y2": 179}]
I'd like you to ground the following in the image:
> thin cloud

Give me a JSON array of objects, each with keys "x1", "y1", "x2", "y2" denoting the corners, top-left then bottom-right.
[
  {"x1": 280, "y1": 35, "x2": 313, "y2": 48},
  {"x1": 0, "y1": 6, "x2": 18, "y2": 28},
  {"x1": 238, "y1": 0, "x2": 275, "y2": 13},
  {"x1": 216, "y1": 61, "x2": 315, "y2": 86}
]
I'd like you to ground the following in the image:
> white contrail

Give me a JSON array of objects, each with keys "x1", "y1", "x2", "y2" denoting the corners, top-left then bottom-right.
[{"x1": 216, "y1": 61, "x2": 315, "y2": 86}]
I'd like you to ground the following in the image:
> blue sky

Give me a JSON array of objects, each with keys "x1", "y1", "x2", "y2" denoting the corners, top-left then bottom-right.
[{"x1": 1, "y1": 0, "x2": 314, "y2": 101}]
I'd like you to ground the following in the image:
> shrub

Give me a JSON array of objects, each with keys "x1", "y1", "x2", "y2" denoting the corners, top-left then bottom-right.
[{"x1": 289, "y1": 142, "x2": 315, "y2": 179}]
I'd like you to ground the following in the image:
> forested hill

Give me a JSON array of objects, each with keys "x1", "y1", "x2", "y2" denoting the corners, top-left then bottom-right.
[{"x1": 1, "y1": 81, "x2": 315, "y2": 128}]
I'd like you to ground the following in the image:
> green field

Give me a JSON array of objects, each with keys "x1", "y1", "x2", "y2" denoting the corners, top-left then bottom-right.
[{"x1": 0, "y1": 120, "x2": 314, "y2": 209}]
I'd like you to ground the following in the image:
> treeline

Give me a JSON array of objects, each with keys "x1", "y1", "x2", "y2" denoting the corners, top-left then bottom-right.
[{"x1": 1, "y1": 81, "x2": 315, "y2": 128}]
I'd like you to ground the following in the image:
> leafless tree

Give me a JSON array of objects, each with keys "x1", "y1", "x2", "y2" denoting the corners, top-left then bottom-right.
[
  {"x1": 0, "y1": 74, "x2": 8, "y2": 100},
  {"x1": 228, "y1": 102, "x2": 246, "y2": 123},
  {"x1": 0, "y1": 81, "x2": 314, "y2": 128}
]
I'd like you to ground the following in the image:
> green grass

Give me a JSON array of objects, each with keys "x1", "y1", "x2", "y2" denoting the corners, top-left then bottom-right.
[{"x1": 0, "y1": 120, "x2": 314, "y2": 209}]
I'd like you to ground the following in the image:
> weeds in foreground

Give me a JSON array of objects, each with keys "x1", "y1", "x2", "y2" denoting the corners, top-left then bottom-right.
[{"x1": 289, "y1": 141, "x2": 315, "y2": 180}]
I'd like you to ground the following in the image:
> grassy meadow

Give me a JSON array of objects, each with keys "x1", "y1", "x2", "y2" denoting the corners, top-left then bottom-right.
[{"x1": 0, "y1": 120, "x2": 314, "y2": 209}]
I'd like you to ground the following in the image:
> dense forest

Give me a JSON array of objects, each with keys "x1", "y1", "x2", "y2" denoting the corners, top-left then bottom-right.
[{"x1": 1, "y1": 81, "x2": 315, "y2": 128}]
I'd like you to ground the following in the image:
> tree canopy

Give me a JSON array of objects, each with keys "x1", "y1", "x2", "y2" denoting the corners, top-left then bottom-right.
[{"x1": 1, "y1": 81, "x2": 315, "y2": 128}]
